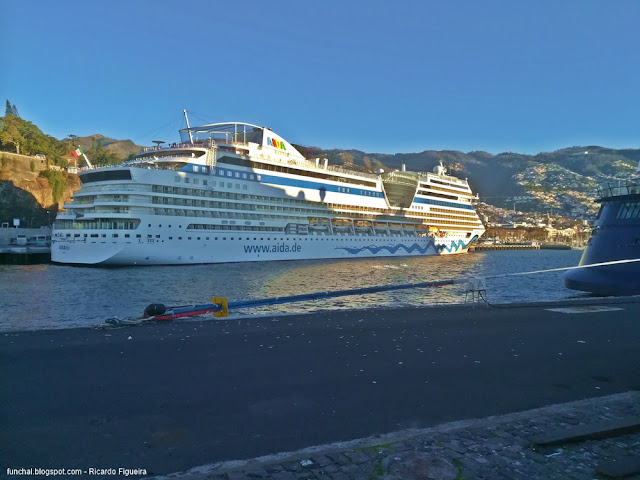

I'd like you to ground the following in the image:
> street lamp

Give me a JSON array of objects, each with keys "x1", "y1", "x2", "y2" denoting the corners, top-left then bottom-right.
[{"x1": 47, "y1": 211, "x2": 51, "y2": 227}]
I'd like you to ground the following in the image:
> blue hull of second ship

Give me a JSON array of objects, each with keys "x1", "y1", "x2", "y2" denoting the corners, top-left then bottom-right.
[{"x1": 564, "y1": 188, "x2": 640, "y2": 296}]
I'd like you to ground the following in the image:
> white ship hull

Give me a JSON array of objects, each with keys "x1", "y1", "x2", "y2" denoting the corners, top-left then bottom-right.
[{"x1": 53, "y1": 224, "x2": 477, "y2": 265}]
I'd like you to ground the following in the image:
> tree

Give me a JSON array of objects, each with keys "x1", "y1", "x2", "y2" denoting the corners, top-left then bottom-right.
[
  {"x1": 0, "y1": 115, "x2": 25, "y2": 153},
  {"x1": 39, "y1": 170, "x2": 67, "y2": 203},
  {"x1": 12, "y1": 104, "x2": 19, "y2": 117},
  {"x1": 5, "y1": 100, "x2": 12, "y2": 116},
  {"x1": 92, "y1": 138, "x2": 120, "y2": 165}
]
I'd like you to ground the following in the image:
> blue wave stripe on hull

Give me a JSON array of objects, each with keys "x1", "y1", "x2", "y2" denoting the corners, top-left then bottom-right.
[
  {"x1": 336, "y1": 243, "x2": 436, "y2": 255},
  {"x1": 335, "y1": 237, "x2": 478, "y2": 256}
]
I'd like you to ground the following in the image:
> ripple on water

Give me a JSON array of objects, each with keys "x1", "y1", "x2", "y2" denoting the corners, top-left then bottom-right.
[{"x1": 0, "y1": 249, "x2": 585, "y2": 332}]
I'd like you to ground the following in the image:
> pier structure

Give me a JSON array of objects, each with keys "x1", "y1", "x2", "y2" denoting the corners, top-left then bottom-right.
[
  {"x1": 0, "y1": 226, "x2": 51, "y2": 264},
  {"x1": 469, "y1": 242, "x2": 573, "y2": 251}
]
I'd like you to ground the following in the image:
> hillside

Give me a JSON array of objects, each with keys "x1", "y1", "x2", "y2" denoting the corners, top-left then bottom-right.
[
  {"x1": 1, "y1": 110, "x2": 639, "y2": 227},
  {"x1": 73, "y1": 134, "x2": 140, "y2": 165},
  {"x1": 295, "y1": 144, "x2": 640, "y2": 220},
  {"x1": 0, "y1": 152, "x2": 80, "y2": 226}
]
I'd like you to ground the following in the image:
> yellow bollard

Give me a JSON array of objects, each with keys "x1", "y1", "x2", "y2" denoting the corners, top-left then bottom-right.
[{"x1": 211, "y1": 297, "x2": 229, "y2": 318}]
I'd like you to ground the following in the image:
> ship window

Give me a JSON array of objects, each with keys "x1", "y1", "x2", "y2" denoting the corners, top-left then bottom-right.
[
  {"x1": 203, "y1": 180, "x2": 208, "y2": 186},
  {"x1": 175, "y1": 176, "x2": 180, "y2": 182},
  {"x1": 227, "y1": 171, "x2": 232, "y2": 177},
  {"x1": 625, "y1": 202, "x2": 637, "y2": 219},
  {"x1": 193, "y1": 179, "x2": 199, "y2": 185},
  {"x1": 184, "y1": 178, "x2": 190, "y2": 183},
  {"x1": 193, "y1": 166, "x2": 199, "y2": 172}
]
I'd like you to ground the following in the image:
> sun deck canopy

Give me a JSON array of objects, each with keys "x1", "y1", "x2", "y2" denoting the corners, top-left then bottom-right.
[{"x1": 179, "y1": 122, "x2": 305, "y2": 160}]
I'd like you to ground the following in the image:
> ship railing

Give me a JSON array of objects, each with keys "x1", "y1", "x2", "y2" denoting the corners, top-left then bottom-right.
[
  {"x1": 432, "y1": 173, "x2": 466, "y2": 183},
  {"x1": 139, "y1": 143, "x2": 208, "y2": 153},
  {"x1": 598, "y1": 182, "x2": 640, "y2": 198}
]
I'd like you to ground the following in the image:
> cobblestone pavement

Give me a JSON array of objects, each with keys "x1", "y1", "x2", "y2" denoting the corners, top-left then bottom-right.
[{"x1": 150, "y1": 391, "x2": 640, "y2": 480}]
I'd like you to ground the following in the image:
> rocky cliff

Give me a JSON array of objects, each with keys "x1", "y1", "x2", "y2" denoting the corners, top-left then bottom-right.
[{"x1": 0, "y1": 152, "x2": 80, "y2": 227}]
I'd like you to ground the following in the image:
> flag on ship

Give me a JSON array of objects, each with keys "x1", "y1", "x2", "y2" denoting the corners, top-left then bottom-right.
[{"x1": 72, "y1": 146, "x2": 84, "y2": 158}]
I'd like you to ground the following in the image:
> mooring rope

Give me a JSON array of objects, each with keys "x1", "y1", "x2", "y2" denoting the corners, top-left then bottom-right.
[{"x1": 485, "y1": 257, "x2": 640, "y2": 279}]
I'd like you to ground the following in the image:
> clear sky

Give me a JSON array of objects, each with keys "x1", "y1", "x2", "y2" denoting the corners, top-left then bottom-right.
[{"x1": 1, "y1": 0, "x2": 639, "y2": 155}]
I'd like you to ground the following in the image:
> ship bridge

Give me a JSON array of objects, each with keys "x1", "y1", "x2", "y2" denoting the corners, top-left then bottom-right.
[{"x1": 381, "y1": 171, "x2": 419, "y2": 208}]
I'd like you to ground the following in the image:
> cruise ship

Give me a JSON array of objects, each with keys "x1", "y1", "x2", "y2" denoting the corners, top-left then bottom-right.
[{"x1": 51, "y1": 119, "x2": 485, "y2": 265}]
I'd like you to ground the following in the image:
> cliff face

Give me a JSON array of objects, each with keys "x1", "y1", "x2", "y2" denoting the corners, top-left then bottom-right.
[{"x1": 0, "y1": 152, "x2": 80, "y2": 227}]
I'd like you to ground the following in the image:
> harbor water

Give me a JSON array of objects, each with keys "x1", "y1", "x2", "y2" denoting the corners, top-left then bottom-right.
[{"x1": 0, "y1": 250, "x2": 585, "y2": 332}]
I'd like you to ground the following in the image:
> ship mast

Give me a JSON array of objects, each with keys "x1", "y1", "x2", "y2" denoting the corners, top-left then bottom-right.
[{"x1": 183, "y1": 109, "x2": 194, "y2": 144}]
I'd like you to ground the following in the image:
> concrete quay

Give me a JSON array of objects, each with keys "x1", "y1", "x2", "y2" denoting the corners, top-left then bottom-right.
[
  {"x1": 0, "y1": 226, "x2": 51, "y2": 264},
  {"x1": 154, "y1": 391, "x2": 640, "y2": 480},
  {"x1": 2, "y1": 296, "x2": 640, "y2": 479}
]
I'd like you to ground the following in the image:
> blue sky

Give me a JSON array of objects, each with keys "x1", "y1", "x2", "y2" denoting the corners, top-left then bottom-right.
[{"x1": 2, "y1": 0, "x2": 639, "y2": 155}]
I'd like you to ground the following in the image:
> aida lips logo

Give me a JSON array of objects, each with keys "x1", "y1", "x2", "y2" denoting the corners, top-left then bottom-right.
[{"x1": 266, "y1": 137, "x2": 287, "y2": 150}]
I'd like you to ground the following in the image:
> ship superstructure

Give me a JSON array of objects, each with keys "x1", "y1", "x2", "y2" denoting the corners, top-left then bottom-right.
[
  {"x1": 564, "y1": 162, "x2": 640, "y2": 295},
  {"x1": 52, "y1": 120, "x2": 485, "y2": 265}
]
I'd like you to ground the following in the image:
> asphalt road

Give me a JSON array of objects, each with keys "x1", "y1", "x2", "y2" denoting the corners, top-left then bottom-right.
[{"x1": 2, "y1": 298, "x2": 639, "y2": 476}]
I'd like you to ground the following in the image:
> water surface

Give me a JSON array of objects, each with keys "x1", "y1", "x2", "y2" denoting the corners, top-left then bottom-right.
[{"x1": 0, "y1": 250, "x2": 584, "y2": 332}]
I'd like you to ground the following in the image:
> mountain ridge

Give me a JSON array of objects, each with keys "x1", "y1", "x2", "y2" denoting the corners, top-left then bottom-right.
[{"x1": 1, "y1": 113, "x2": 638, "y2": 226}]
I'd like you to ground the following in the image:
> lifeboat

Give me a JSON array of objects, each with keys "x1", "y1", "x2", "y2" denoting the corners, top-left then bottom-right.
[
  {"x1": 332, "y1": 218, "x2": 351, "y2": 230},
  {"x1": 309, "y1": 217, "x2": 329, "y2": 231}
]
